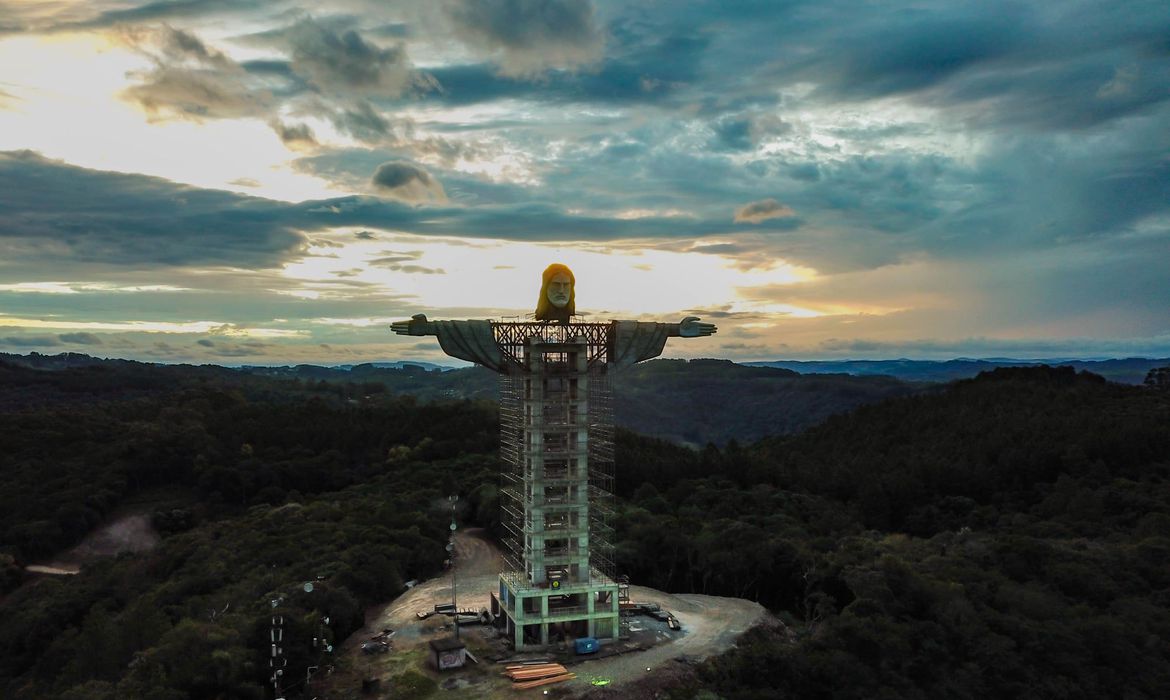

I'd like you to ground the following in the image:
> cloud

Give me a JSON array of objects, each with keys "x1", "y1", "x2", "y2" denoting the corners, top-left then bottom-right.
[
  {"x1": 734, "y1": 198, "x2": 795, "y2": 224},
  {"x1": 327, "y1": 100, "x2": 395, "y2": 143},
  {"x1": 265, "y1": 17, "x2": 430, "y2": 98},
  {"x1": 371, "y1": 161, "x2": 447, "y2": 203},
  {"x1": 194, "y1": 338, "x2": 272, "y2": 356},
  {"x1": 421, "y1": 31, "x2": 706, "y2": 107},
  {"x1": 0, "y1": 0, "x2": 278, "y2": 35},
  {"x1": 59, "y1": 332, "x2": 104, "y2": 345},
  {"x1": 0, "y1": 150, "x2": 307, "y2": 266},
  {"x1": 0, "y1": 335, "x2": 61, "y2": 348},
  {"x1": 1, "y1": 151, "x2": 810, "y2": 272},
  {"x1": 120, "y1": 25, "x2": 274, "y2": 121},
  {"x1": 816, "y1": 335, "x2": 1170, "y2": 358},
  {"x1": 368, "y1": 260, "x2": 445, "y2": 274},
  {"x1": 116, "y1": 20, "x2": 431, "y2": 145},
  {"x1": 444, "y1": 0, "x2": 605, "y2": 77},
  {"x1": 270, "y1": 119, "x2": 317, "y2": 148}
]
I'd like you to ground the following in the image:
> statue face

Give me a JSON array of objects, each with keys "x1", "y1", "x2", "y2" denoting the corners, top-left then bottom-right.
[{"x1": 546, "y1": 272, "x2": 572, "y2": 308}]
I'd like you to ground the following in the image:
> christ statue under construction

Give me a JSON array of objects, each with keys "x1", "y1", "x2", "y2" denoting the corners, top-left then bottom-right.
[{"x1": 391, "y1": 263, "x2": 715, "y2": 650}]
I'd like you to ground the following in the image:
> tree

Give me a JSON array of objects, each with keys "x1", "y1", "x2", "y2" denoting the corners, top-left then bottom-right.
[{"x1": 1144, "y1": 366, "x2": 1170, "y2": 391}]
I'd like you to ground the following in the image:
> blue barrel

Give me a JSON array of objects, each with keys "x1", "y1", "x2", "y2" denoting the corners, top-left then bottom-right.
[{"x1": 575, "y1": 637, "x2": 599, "y2": 654}]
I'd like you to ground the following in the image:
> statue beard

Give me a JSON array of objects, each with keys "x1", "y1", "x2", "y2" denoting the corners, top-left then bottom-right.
[{"x1": 535, "y1": 294, "x2": 574, "y2": 324}]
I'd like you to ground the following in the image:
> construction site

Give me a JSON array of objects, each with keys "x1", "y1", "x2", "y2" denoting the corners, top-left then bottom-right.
[
  {"x1": 321, "y1": 315, "x2": 764, "y2": 696},
  {"x1": 329, "y1": 527, "x2": 767, "y2": 697}
]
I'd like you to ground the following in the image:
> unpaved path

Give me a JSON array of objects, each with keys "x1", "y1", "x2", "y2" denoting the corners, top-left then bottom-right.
[
  {"x1": 356, "y1": 528, "x2": 505, "y2": 648},
  {"x1": 26, "y1": 513, "x2": 160, "y2": 575},
  {"x1": 575, "y1": 585, "x2": 765, "y2": 686}
]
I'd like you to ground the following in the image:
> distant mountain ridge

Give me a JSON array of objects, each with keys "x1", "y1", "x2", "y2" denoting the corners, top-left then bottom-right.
[
  {"x1": 11, "y1": 351, "x2": 1163, "y2": 384},
  {"x1": 746, "y1": 357, "x2": 1169, "y2": 384},
  {"x1": 1, "y1": 352, "x2": 921, "y2": 445},
  {"x1": 6, "y1": 352, "x2": 1164, "y2": 446}
]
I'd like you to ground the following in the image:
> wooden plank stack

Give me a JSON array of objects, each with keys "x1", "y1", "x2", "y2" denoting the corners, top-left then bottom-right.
[{"x1": 503, "y1": 662, "x2": 576, "y2": 689}]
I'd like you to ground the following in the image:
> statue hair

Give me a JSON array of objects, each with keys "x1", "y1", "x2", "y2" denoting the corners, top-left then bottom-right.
[{"x1": 535, "y1": 263, "x2": 575, "y2": 323}]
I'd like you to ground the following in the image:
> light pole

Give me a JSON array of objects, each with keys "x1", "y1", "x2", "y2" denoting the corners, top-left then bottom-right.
[{"x1": 448, "y1": 494, "x2": 459, "y2": 641}]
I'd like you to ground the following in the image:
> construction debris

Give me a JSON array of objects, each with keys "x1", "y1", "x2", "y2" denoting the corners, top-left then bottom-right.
[{"x1": 503, "y1": 662, "x2": 576, "y2": 689}]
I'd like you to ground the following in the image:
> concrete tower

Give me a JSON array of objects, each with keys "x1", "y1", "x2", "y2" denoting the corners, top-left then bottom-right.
[{"x1": 496, "y1": 332, "x2": 619, "y2": 648}]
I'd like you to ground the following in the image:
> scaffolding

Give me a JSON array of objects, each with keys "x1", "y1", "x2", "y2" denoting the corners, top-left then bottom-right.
[{"x1": 494, "y1": 323, "x2": 620, "y2": 649}]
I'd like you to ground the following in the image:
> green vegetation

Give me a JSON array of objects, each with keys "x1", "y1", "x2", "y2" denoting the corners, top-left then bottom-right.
[
  {"x1": 0, "y1": 358, "x2": 499, "y2": 698},
  {"x1": 2, "y1": 358, "x2": 1169, "y2": 698},
  {"x1": 616, "y1": 366, "x2": 1170, "y2": 699},
  {"x1": 616, "y1": 358, "x2": 920, "y2": 446}
]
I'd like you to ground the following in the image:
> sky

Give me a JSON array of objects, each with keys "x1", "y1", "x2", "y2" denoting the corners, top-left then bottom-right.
[{"x1": 0, "y1": 0, "x2": 1167, "y2": 366}]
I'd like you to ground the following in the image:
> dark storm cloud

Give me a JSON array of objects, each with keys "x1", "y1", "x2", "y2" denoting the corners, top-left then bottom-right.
[
  {"x1": 0, "y1": 151, "x2": 308, "y2": 266},
  {"x1": 0, "y1": 151, "x2": 805, "y2": 269},
  {"x1": 690, "y1": 0, "x2": 1170, "y2": 131},
  {"x1": 372, "y1": 161, "x2": 431, "y2": 189},
  {"x1": 444, "y1": 0, "x2": 604, "y2": 77},
  {"x1": 371, "y1": 161, "x2": 446, "y2": 203},
  {"x1": 734, "y1": 199, "x2": 795, "y2": 224}
]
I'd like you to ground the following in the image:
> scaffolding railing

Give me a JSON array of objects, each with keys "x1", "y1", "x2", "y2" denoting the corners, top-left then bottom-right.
[
  {"x1": 492, "y1": 322, "x2": 613, "y2": 367},
  {"x1": 500, "y1": 567, "x2": 619, "y2": 595},
  {"x1": 497, "y1": 335, "x2": 617, "y2": 590}
]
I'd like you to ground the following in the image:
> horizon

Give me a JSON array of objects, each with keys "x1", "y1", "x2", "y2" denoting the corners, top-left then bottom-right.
[
  {"x1": 1, "y1": 1, "x2": 1168, "y2": 365},
  {"x1": 8, "y1": 349, "x2": 1168, "y2": 371}
]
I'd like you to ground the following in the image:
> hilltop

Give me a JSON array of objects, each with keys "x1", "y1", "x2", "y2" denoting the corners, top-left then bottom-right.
[{"x1": 1, "y1": 358, "x2": 1168, "y2": 698}]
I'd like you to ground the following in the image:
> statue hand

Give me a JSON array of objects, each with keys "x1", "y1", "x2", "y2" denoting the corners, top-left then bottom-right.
[
  {"x1": 391, "y1": 313, "x2": 432, "y2": 336},
  {"x1": 679, "y1": 316, "x2": 717, "y2": 337}
]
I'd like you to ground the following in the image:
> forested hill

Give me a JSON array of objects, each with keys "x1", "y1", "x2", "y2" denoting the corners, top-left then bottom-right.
[
  {"x1": 1, "y1": 352, "x2": 921, "y2": 446},
  {"x1": 2, "y1": 358, "x2": 1168, "y2": 698},
  {"x1": 615, "y1": 365, "x2": 1170, "y2": 698},
  {"x1": 747, "y1": 356, "x2": 1170, "y2": 384},
  {"x1": 0, "y1": 363, "x2": 503, "y2": 699},
  {"x1": 615, "y1": 358, "x2": 918, "y2": 445}
]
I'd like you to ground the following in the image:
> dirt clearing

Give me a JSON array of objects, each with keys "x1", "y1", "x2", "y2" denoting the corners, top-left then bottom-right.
[{"x1": 324, "y1": 528, "x2": 770, "y2": 698}]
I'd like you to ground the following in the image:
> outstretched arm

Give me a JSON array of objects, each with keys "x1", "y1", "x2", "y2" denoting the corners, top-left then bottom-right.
[
  {"x1": 671, "y1": 316, "x2": 717, "y2": 338},
  {"x1": 390, "y1": 313, "x2": 437, "y2": 336},
  {"x1": 611, "y1": 316, "x2": 717, "y2": 367},
  {"x1": 389, "y1": 316, "x2": 509, "y2": 372}
]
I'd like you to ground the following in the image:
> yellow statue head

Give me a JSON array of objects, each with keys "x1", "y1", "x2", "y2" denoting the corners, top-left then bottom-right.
[{"x1": 535, "y1": 263, "x2": 575, "y2": 323}]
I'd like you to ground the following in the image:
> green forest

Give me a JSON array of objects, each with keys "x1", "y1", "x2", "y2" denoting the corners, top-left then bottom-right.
[{"x1": 1, "y1": 357, "x2": 1169, "y2": 698}]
